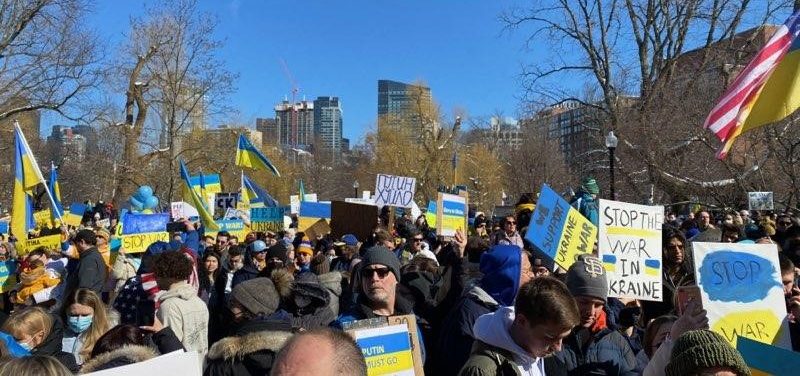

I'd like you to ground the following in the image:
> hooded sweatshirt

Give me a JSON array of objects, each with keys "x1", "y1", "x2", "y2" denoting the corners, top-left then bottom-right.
[
  {"x1": 472, "y1": 306, "x2": 546, "y2": 376},
  {"x1": 479, "y1": 245, "x2": 522, "y2": 306},
  {"x1": 157, "y1": 281, "x2": 209, "y2": 354}
]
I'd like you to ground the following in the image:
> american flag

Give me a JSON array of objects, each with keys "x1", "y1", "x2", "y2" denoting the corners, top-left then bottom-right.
[{"x1": 704, "y1": 12, "x2": 800, "y2": 158}]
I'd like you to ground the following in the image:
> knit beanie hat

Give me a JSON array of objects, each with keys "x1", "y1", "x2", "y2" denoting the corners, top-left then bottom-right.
[
  {"x1": 360, "y1": 245, "x2": 401, "y2": 282},
  {"x1": 565, "y1": 255, "x2": 608, "y2": 301},
  {"x1": 581, "y1": 177, "x2": 600, "y2": 195},
  {"x1": 297, "y1": 237, "x2": 314, "y2": 256},
  {"x1": 266, "y1": 243, "x2": 289, "y2": 264},
  {"x1": 231, "y1": 277, "x2": 280, "y2": 316},
  {"x1": 666, "y1": 330, "x2": 751, "y2": 376}
]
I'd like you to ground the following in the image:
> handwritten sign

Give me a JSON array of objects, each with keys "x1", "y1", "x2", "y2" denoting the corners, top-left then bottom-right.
[
  {"x1": 121, "y1": 213, "x2": 169, "y2": 235},
  {"x1": 692, "y1": 242, "x2": 790, "y2": 348},
  {"x1": 436, "y1": 192, "x2": 467, "y2": 237},
  {"x1": 170, "y1": 201, "x2": 199, "y2": 220},
  {"x1": 343, "y1": 314, "x2": 423, "y2": 376},
  {"x1": 748, "y1": 192, "x2": 774, "y2": 211},
  {"x1": 374, "y1": 174, "x2": 416, "y2": 208},
  {"x1": 206, "y1": 219, "x2": 248, "y2": 241},
  {"x1": 525, "y1": 184, "x2": 597, "y2": 270},
  {"x1": 119, "y1": 232, "x2": 170, "y2": 254},
  {"x1": 250, "y1": 207, "x2": 285, "y2": 232},
  {"x1": 17, "y1": 234, "x2": 62, "y2": 256},
  {"x1": 738, "y1": 336, "x2": 800, "y2": 375},
  {"x1": 33, "y1": 210, "x2": 52, "y2": 227},
  {"x1": 214, "y1": 193, "x2": 239, "y2": 216},
  {"x1": 599, "y1": 199, "x2": 664, "y2": 301}
]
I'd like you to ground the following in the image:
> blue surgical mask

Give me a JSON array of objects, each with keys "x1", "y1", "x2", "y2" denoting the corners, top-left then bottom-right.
[
  {"x1": 19, "y1": 341, "x2": 32, "y2": 351},
  {"x1": 68, "y1": 315, "x2": 93, "y2": 333}
]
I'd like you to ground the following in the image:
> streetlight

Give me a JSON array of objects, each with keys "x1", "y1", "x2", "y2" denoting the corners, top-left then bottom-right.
[
  {"x1": 353, "y1": 180, "x2": 359, "y2": 198},
  {"x1": 605, "y1": 130, "x2": 618, "y2": 200}
]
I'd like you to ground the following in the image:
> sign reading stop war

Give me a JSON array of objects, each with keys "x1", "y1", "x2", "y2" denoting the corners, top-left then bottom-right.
[
  {"x1": 374, "y1": 174, "x2": 416, "y2": 208},
  {"x1": 120, "y1": 232, "x2": 170, "y2": 253},
  {"x1": 525, "y1": 184, "x2": 597, "y2": 270},
  {"x1": 693, "y1": 242, "x2": 790, "y2": 349},
  {"x1": 599, "y1": 199, "x2": 664, "y2": 301}
]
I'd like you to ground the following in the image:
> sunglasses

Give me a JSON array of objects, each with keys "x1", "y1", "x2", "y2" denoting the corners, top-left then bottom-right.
[
  {"x1": 412, "y1": 238, "x2": 424, "y2": 242},
  {"x1": 506, "y1": 221, "x2": 517, "y2": 225},
  {"x1": 361, "y1": 267, "x2": 391, "y2": 279}
]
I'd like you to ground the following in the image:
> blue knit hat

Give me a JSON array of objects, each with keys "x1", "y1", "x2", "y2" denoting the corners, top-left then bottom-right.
[{"x1": 479, "y1": 245, "x2": 522, "y2": 306}]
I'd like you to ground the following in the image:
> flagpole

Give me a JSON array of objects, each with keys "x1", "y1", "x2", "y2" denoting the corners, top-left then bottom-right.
[{"x1": 15, "y1": 121, "x2": 63, "y2": 222}]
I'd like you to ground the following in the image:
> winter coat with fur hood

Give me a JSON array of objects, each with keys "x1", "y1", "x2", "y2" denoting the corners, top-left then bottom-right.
[{"x1": 204, "y1": 318, "x2": 293, "y2": 376}]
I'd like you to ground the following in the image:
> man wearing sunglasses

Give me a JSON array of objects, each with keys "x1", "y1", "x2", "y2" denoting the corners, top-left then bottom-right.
[{"x1": 490, "y1": 215, "x2": 524, "y2": 248}]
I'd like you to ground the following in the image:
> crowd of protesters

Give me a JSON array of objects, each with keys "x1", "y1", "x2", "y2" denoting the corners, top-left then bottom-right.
[{"x1": 0, "y1": 179, "x2": 793, "y2": 375}]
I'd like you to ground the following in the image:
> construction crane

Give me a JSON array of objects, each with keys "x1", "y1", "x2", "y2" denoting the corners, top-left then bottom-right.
[{"x1": 279, "y1": 58, "x2": 300, "y2": 147}]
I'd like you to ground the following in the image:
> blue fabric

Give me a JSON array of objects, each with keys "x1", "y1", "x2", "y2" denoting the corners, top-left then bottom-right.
[
  {"x1": 0, "y1": 331, "x2": 30, "y2": 357},
  {"x1": 571, "y1": 192, "x2": 599, "y2": 226},
  {"x1": 557, "y1": 328, "x2": 638, "y2": 376},
  {"x1": 479, "y1": 245, "x2": 522, "y2": 307}
]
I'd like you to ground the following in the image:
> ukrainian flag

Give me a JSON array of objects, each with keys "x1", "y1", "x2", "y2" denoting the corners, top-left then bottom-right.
[
  {"x1": 48, "y1": 162, "x2": 64, "y2": 220},
  {"x1": 235, "y1": 134, "x2": 280, "y2": 176},
  {"x1": 601, "y1": 254, "x2": 616, "y2": 272},
  {"x1": 242, "y1": 174, "x2": 279, "y2": 207},
  {"x1": 298, "y1": 179, "x2": 306, "y2": 202},
  {"x1": 12, "y1": 124, "x2": 48, "y2": 238},
  {"x1": 179, "y1": 159, "x2": 219, "y2": 231},
  {"x1": 644, "y1": 259, "x2": 661, "y2": 276}
]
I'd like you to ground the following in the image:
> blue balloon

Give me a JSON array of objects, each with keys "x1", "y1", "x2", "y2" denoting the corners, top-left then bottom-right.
[
  {"x1": 129, "y1": 197, "x2": 144, "y2": 211},
  {"x1": 145, "y1": 196, "x2": 159, "y2": 210},
  {"x1": 137, "y1": 186, "x2": 154, "y2": 199}
]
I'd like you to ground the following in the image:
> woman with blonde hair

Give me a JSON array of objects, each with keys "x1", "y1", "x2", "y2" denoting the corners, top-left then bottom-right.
[
  {"x1": 0, "y1": 355, "x2": 72, "y2": 376},
  {"x1": 2, "y1": 306, "x2": 78, "y2": 372},
  {"x1": 60, "y1": 288, "x2": 112, "y2": 366}
]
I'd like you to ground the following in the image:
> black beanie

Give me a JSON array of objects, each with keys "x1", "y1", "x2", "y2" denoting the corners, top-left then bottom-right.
[
  {"x1": 360, "y1": 245, "x2": 402, "y2": 282},
  {"x1": 565, "y1": 255, "x2": 608, "y2": 301}
]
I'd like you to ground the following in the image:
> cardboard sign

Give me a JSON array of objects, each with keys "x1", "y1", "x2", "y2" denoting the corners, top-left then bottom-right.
[
  {"x1": 598, "y1": 199, "x2": 664, "y2": 301},
  {"x1": 0, "y1": 261, "x2": 18, "y2": 293},
  {"x1": 331, "y1": 201, "x2": 377, "y2": 241},
  {"x1": 738, "y1": 336, "x2": 800, "y2": 375},
  {"x1": 250, "y1": 207, "x2": 285, "y2": 232},
  {"x1": 436, "y1": 192, "x2": 468, "y2": 237},
  {"x1": 692, "y1": 242, "x2": 790, "y2": 348},
  {"x1": 374, "y1": 174, "x2": 417, "y2": 208},
  {"x1": 748, "y1": 192, "x2": 774, "y2": 211},
  {"x1": 343, "y1": 315, "x2": 424, "y2": 376},
  {"x1": 305, "y1": 218, "x2": 331, "y2": 240},
  {"x1": 290, "y1": 194, "x2": 318, "y2": 214},
  {"x1": 525, "y1": 184, "x2": 597, "y2": 270},
  {"x1": 170, "y1": 201, "x2": 199, "y2": 220},
  {"x1": 215, "y1": 193, "x2": 240, "y2": 214},
  {"x1": 207, "y1": 219, "x2": 248, "y2": 241},
  {"x1": 119, "y1": 232, "x2": 170, "y2": 254},
  {"x1": 298, "y1": 201, "x2": 332, "y2": 231},
  {"x1": 121, "y1": 213, "x2": 169, "y2": 235},
  {"x1": 17, "y1": 234, "x2": 62, "y2": 256}
]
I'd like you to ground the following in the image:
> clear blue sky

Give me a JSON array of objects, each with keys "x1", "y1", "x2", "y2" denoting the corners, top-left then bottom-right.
[{"x1": 54, "y1": 0, "x2": 533, "y2": 144}]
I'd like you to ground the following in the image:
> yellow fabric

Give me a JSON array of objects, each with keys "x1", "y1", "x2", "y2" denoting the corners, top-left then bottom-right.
[{"x1": 14, "y1": 266, "x2": 60, "y2": 304}]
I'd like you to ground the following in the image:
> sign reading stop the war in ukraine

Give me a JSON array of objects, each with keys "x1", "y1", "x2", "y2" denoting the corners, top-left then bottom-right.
[{"x1": 599, "y1": 199, "x2": 663, "y2": 301}]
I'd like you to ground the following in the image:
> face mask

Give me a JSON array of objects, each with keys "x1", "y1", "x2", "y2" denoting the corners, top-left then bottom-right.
[
  {"x1": 68, "y1": 315, "x2": 93, "y2": 333},
  {"x1": 19, "y1": 341, "x2": 33, "y2": 351}
]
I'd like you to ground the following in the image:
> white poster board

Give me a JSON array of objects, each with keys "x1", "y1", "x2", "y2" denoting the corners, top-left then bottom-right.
[
  {"x1": 692, "y1": 242, "x2": 790, "y2": 348},
  {"x1": 748, "y1": 192, "x2": 774, "y2": 211},
  {"x1": 170, "y1": 201, "x2": 200, "y2": 220},
  {"x1": 598, "y1": 199, "x2": 664, "y2": 301},
  {"x1": 374, "y1": 174, "x2": 417, "y2": 208},
  {"x1": 289, "y1": 194, "x2": 318, "y2": 214}
]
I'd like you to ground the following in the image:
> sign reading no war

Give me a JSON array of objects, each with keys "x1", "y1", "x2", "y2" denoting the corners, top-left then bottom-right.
[
  {"x1": 374, "y1": 174, "x2": 416, "y2": 208},
  {"x1": 525, "y1": 184, "x2": 597, "y2": 270}
]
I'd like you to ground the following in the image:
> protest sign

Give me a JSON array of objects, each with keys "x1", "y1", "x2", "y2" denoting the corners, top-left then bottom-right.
[
  {"x1": 436, "y1": 192, "x2": 468, "y2": 237},
  {"x1": 598, "y1": 199, "x2": 664, "y2": 301},
  {"x1": 298, "y1": 201, "x2": 331, "y2": 231},
  {"x1": 374, "y1": 174, "x2": 416, "y2": 208},
  {"x1": 214, "y1": 193, "x2": 239, "y2": 216},
  {"x1": 0, "y1": 221, "x2": 7, "y2": 235},
  {"x1": 331, "y1": 201, "x2": 377, "y2": 241},
  {"x1": 748, "y1": 191, "x2": 774, "y2": 211},
  {"x1": 692, "y1": 242, "x2": 790, "y2": 348},
  {"x1": 119, "y1": 232, "x2": 170, "y2": 253},
  {"x1": 33, "y1": 210, "x2": 52, "y2": 227},
  {"x1": 525, "y1": 184, "x2": 597, "y2": 270},
  {"x1": 289, "y1": 194, "x2": 318, "y2": 214},
  {"x1": 85, "y1": 350, "x2": 202, "y2": 376},
  {"x1": 63, "y1": 202, "x2": 86, "y2": 227},
  {"x1": 0, "y1": 261, "x2": 17, "y2": 293},
  {"x1": 170, "y1": 201, "x2": 199, "y2": 220},
  {"x1": 224, "y1": 208, "x2": 249, "y2": 222},
  {"x1": 207, "y1": 219, "x2": 248, "y2": 241},
  {"x1": 425, "y1": 201, "x2": 437, "y2": 228},
  {"x1": 305, "y1": 218, "x2": 331, "y2": 240},
  {"x1": 343, "y1": 314, "x2": 424, "y2": 376},
  {"x1": 121, "y1": 213, "x2": 169, "y2": 235},
  {"x1": 738, "y1": 336, "x2": 800, "y2": 375},
  {"x1": 17, "y1": 234, "x2": 62, "y2": 256},
  {"x1": 250, "y1": 207, "x2": 285, "y2": 232}
]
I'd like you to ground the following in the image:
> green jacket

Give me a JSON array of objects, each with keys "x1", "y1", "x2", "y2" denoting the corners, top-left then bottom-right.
[{"x1": 459, "y1": 341, "x2": 567, "y2": 376}]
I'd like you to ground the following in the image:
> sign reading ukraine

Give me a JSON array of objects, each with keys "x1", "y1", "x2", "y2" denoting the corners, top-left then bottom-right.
[
  {"x1": 692, "y1": 242, "x2": 790, "y2": 349},
  {"x1": 525, "y1": 184, "x2": 597, "y2": 270},
  {"x1": 351, "y1": 324, "x2": 415, "y2": 376},
  {"x1": 598, "y1": 199, "x2": 663, "y2": 301}
]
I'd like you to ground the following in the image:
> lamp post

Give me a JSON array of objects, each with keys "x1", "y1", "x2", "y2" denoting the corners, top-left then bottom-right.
[
  {"x1": 353, "y1": 180, "x2": 359, "y2": 198},
  {"x1": 605, "y1": 131, "x2": 618, "y2": 200}
]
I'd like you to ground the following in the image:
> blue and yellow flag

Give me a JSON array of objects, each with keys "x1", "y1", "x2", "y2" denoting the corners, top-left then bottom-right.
[
  {"x1": 299, "y1": 180, "x2": 306, "y2": 202},
  {"x1": 242, "y1": 174, "x2": 279, "y2": 207},
  {"x1": 48, "y1": 162, "x2": 64, "y2": 220},
  {"x1": 179, "y1": 159, "x2": 219, "y2": 231},
  {"x1": 12, "y1": 124, "x2": 48, "y2": 238},
  {"x1": 236, "y1": 134, "x2": 280, "y2": 176}
]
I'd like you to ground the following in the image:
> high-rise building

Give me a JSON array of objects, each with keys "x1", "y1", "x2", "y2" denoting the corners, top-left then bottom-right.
[
  {"x1": 47, "y1": 125, "x2": 88, "y2": 162},
  {"x1": 256, "y1": 117, "x2": 278, "y2": 148},
  {"x1": 274, "y1": 99, "x2": 314, "y2": 149},
  {"x1": 485, "y1": 117, "x2": 522, "y2": 151},
  {"x1": 313, "y1": 96, "x2": 343, "y2": 155},
  {"x1": 377, "y1": 79, "x2": 436, "y2": 141}
]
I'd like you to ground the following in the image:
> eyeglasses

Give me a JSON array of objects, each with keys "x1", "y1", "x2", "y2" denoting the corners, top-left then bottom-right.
[
  {"x1": 506, "y1": 221, "x2": 516, "y2": 225},
  {"x1": 361, "y1": 267, "x2": 391, "y2": 279},
  {"x1": 412, "y1": 238, "x2": 424, "y2": 242}
]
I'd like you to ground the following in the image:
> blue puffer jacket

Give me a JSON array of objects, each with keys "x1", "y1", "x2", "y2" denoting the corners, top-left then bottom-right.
[{"x1": 556, "y1": 327, "x2": 638, "y2": 376}]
